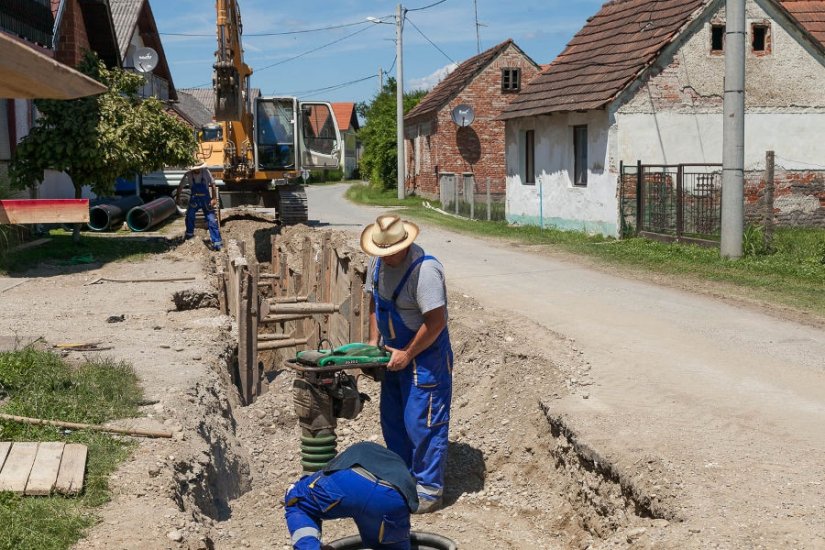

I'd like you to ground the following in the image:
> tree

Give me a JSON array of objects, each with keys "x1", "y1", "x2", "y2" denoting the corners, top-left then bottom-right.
[
  {"x1": 10, "y1": 52, "x2": 196, "y2": 238},
  {"x1": 357, "y1": 78, "x2": 426, "y2": 191}
]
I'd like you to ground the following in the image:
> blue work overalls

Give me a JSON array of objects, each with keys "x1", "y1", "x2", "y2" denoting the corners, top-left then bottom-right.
[
  {"x1": 284, "y1": 469, "x2": 411, "y2": 550},
  {"x1": 373, "y1": 256, "x2": 453, "y2": 503},
  {"x1": 184, "y1": 173, "x2": 222, "y2": 249}
]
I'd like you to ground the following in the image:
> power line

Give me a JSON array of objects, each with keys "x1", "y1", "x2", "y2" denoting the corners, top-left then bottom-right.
[
  {"x1": 407, "y1": 0, "x2": 448, "y2": 12},
  {"x1": 405, "y1": 15, "x2": 455, "y2": 64},
  {"x1": 255, "y1": 24, "x2": 376, "y2": 74},
  {"x1": 284, "y1": 74, "x2": 378, "y2": 97},
  {"x1": 157, "y1": 18, "x2": 383, "y2": 38}
]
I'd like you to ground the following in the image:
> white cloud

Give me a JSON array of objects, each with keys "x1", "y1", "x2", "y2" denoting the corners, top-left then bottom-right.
[{"x1": 408, "y1": 62, "x2": 458, "y2": 92}]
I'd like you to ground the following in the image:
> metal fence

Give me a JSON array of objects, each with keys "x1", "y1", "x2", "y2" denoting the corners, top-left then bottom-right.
[
  {"x1": 439, "y1": 174, "x2": 506, "y2": 222},
  {"x1": 620, "y1": 162, "x2": 722, "y2": 246}
]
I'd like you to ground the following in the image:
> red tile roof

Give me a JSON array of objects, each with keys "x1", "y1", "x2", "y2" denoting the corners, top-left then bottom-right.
[
  {"x1": 780, "y1": 0, "x2": 825, "y2": 45},
  {"x1": 332, "y1": 102, "x2": 359, "y2": 132},
  {"x1": 406, "y1": 39, "x2": 537, "y2": 121},
  {"x1": 500, "y1": 0, "x2": 708, "y2": 119}
]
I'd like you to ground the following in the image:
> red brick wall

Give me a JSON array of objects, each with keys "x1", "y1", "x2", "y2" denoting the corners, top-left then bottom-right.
[
  {"x1": 54, "y1": 0, "x2": 90, "y2": 68},
  {"x1": 406, "y1": 45, "x2": 541, "y2": 199},
  {"x1": 745, "y1": 169, "x2": 825, "y2": 227}
]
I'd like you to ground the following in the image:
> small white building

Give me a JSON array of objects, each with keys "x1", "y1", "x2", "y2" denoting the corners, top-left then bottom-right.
[{"x1": 500, "y1": 0, "x2": 825, "y2": 237}]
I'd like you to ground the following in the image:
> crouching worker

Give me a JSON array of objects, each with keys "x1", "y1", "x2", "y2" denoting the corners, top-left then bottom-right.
[
  {"x1": 178, "y1": 160, "x2": 222, "y2": 251},
  {"x1": 284, "y1": 441, "x2": 419, "y2": 549}
]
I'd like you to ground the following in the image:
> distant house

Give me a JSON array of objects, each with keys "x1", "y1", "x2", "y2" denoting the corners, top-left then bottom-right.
[
  {"x1": 110, "y1": 0, "x2": 176, "y2": 101},
  {"x1": 1, "y1": 0, "x2": 119, "y2": 185},
  {"x1": 501, "y1": 0, "x2": 825, "y2": 237},
  {"x1": 332, "y1": 103, "x2": 360, "y2": 179},
  {"x1": 404, "y1": 39, "x2": 540, "y2": 199}
]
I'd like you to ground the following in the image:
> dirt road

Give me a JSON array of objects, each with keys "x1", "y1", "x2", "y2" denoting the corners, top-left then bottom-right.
[
  {"x1": 309, "y1": 184, "x2": 825, "y2": 548},
  {"x1": 0, "y1": 185, "x2": 822, "y2": 549}
]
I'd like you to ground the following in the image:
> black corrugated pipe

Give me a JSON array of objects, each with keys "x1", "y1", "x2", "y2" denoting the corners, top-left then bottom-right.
[
  {"x1": 126, "y1": 196, "x2": 177, "y2": 232},
  {"x1": 87, "y1": 195, "x2": 144, "y2": 232},
  {"x1": 328, "y1": 532, "x2": 457, "y2": 550}
]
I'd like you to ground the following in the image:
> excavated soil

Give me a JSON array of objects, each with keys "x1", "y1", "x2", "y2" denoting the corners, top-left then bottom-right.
[{"x1": 0, "y1": 219, "x2": 690, "y2": 549}]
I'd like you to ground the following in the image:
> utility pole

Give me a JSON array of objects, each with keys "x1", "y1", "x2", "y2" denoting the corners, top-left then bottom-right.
[
  {"x1": 378, "y1": 66, "x2": 383, "y2": 92},
  {"x1": 721, "y1": 0, "x2": 746, "y2": 259},
  {"x1": 396, "y1": 3, "x2": 406, "y2": 200}
]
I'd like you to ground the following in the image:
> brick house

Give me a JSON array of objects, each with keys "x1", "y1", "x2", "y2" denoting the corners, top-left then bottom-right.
[
  {"x1": 1, "y1": 0, "x2": 117, "y2": 180},
  {"x1": 404, "y1": 39, "x2": 540, "y2": 199},
  {"x1": 501, "y1": 0, "x2": 825, "y2": 237}
]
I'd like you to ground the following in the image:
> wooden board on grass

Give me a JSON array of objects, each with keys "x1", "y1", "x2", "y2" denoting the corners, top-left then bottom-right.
[
  {"x1": 0, "y1": 442, "x2": 87, "y2": 495},
  {"x1": 54, "y1": 443, "x2": 87, "y2": 495},
  {"x1": 0, "y1": 442, "x2": 37, "y2": 493},
  {"x1": 25, "y1": 442, "x2": 65, "y2": 496}
]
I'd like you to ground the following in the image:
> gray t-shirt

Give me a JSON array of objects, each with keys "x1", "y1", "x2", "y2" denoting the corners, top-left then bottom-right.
[{"x1": 364, "y1": 244, "x2": 447, "y2": 332}]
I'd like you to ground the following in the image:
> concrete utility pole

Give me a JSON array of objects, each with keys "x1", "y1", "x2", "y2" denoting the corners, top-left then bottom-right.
[
  {"x1": 378, "y1": 66, "x2": 383, "y2": 92},
  {"x1": 721, "y1": 0, "x2": 746, "y2": 259},
  {"x1": 396, "y1": 3, "x2": 406, "y2": 200}
]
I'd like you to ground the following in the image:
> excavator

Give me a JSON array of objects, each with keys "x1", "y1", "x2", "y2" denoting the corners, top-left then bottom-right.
[{"x1": 187, "y1": 0, "x2": 343, "y2": 224}]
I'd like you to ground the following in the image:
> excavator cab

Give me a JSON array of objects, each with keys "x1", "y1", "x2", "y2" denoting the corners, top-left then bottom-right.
[{"x1": 252, "y1": 97, "x2": 341, "y2": 177}]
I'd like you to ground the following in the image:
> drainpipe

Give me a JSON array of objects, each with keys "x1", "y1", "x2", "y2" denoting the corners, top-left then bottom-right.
[
  {"x1": 52, "y1": 0, "x2": 68, "y2": 51},
  {"x1": 538, "y1": 177, "x2": 544, "y2": 229}
]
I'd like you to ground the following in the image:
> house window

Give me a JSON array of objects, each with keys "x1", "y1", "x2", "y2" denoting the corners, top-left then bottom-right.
[
  {"x1": 573, "y1": 125, "x2": 588, "y2": 186},
  {"x1": 711, "y1": 24, "x2": 725, "y2": 53},
  {"x1": 752, "y1": 23, "x2": 770, "y2": 53},
  {"x1": 524, "y1": 130, "x2": 535, "y2": 184},
  {"x1": 502, "y1": 68, "x2": 521, "y2": 92}
]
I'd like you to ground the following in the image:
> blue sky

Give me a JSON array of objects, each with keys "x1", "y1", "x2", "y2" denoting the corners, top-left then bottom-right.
[{"x1": 152, "y1": 0, "x2": 604, "y2": 105}]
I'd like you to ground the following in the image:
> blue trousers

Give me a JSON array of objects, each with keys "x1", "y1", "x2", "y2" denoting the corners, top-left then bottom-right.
[
  {"x1": 284, "y1": 469, "x2": 411, "y2": 550},
  {"x1": 184, "y1": 196, "x2": 221, "y2": 246}
]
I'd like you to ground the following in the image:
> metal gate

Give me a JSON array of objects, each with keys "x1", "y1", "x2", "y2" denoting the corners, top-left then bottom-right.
[{"x1": 620, "y1": 162, "x2": 723, "y2": 246}]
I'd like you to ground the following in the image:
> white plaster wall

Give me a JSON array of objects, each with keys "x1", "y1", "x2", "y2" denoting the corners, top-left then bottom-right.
[
  {"x1": 616, "y1": 112, "x2": 825, "y2": 169},
  {"x1": 38, "y1": 170, "x2": 94, "y2": 200},
  {"x1": 619, "y1": 0, "x2": 825, "y2": 114},
  {"x1": 506, "y1": 111, "x2": 620, "y2": 236}
]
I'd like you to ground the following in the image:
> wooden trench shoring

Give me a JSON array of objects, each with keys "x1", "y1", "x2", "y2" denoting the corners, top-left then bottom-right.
[{"x1": 218, "y1": 233, "x2": 368, "y2": 405}]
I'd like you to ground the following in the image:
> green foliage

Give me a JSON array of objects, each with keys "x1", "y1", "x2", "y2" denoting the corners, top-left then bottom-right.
[
  {"x1": 0, "y1": 228, "x2": 169, "y2": 274},
  {"x1": 743, "y1": 224, "x2": 768, "y2": 257},
  {"x1": 357, "y1": 78, "x2": 426, "y2": 190},
  {"x1": 345, "y1": 182, "x2": 426, "y2": 207},
  {"x1": 0, "y1": 349, "x2": 142, "y2": 549},
  {"x1": 9, "y1": 52, "x2": 196, "y2": 199}
]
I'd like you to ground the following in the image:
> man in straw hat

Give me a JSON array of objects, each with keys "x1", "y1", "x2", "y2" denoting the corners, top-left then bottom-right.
[
  {"x1": 360, "y1": 214, "x2": 453, "y2": 514},
  {"x1": 177, "y1": 159, "x2": 222, "y2": 251}
]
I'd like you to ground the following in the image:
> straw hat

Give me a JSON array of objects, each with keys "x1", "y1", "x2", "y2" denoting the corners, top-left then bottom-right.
[
  {"x1": 360, "y1": 215, "x2": 419, "y2": 257},
  {"x1": 189, "y1": 159, "x2": 207, "y2": 171}
]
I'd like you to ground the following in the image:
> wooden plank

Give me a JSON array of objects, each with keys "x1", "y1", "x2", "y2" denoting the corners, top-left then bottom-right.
[
  {"x1": 0, "y1": 199, "x2": 89, "y2": 224},
  {"x1": 54, "y1": 443, "x2": 87, "y2": 495},
  {"x1": 0, "y1": 442, "x2": 38, "y2": 493},
  {"x1": 0, "y1": 441, "x2": 11, "y2": 471},
  {"x1": 238, "y1": 268, "x2": 252, "y2": 405},
  {"x1": 25, "y1": 442, "x2": 65, "y2": 496}
]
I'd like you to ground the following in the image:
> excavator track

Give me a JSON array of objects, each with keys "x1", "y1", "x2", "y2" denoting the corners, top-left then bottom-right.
[{"x1": 277, "y1": 185, "x2": 308, "y2": 225}]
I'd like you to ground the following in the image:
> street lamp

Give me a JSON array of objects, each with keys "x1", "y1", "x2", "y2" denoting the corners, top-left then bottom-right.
[{"x1": 367, "y1": 5, "x2": 406, "y2": 200}]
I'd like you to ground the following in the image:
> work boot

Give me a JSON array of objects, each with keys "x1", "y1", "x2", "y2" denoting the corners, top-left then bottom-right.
[
  {"x1": 212, "y1": 242, "x2": 222, "y2": 252},
  {"x1": 413, "y1": 496, "x2": 442, "y2": 514}
]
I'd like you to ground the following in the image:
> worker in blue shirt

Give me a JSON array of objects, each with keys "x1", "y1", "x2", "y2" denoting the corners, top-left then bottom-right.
[
  {"x1": 361, "y1": 215, "x2": 453, "y2": 513},
  {"x1": 178, "y1": 160, "x2": 222, "y2": 251},
  {"x1": 284, "y1": 441, "x2": 418, "y2": 549}
]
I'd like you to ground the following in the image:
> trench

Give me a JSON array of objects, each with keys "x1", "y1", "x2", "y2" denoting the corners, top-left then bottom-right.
[{"x1": 162, "y1": 221, "x2": 679, "y2": 548}]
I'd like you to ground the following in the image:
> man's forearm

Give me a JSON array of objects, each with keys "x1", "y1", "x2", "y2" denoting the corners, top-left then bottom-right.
[
  {"x1": 368, "y1": 300, "x2": 378, "y2": 345},
  {"x1": 403, "y1": 311, "x2": 445, "y2": 360}
]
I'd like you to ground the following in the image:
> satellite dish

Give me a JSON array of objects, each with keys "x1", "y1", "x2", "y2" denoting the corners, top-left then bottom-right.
[
  {"x1": 132, "y1": 47, "x2": 159, "y2": 73},
  {"x1": 451, "y1": 104, "x2": 475, "y2": 127}
]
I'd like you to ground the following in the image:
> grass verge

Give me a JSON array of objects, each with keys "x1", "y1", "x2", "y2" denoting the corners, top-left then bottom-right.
[
  {"x1": 0, "y1": 348, "x2": 143, "y2": 550},
  {"x1": 0, "y1": 229, "x2": 169, "y2": 275},
  {"x1": 345, "y1": 183, "x2": 427, "y2": 208},
  {"x1": 350, "y1": 190, "x2": 825, "y2": 318}
]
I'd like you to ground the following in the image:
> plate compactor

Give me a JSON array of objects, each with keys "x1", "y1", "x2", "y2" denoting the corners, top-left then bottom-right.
[{"x1": 285, "y1": 343, "x2": 390, "y2": 471}]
